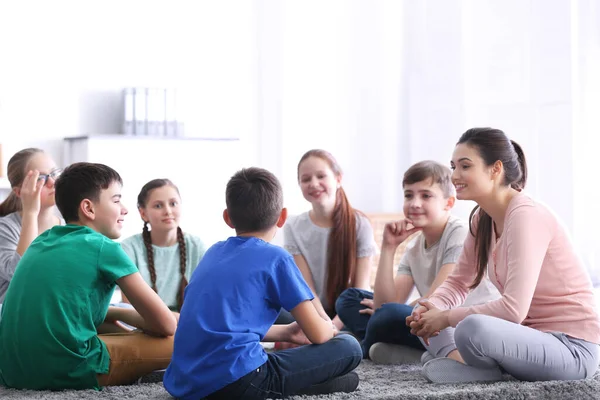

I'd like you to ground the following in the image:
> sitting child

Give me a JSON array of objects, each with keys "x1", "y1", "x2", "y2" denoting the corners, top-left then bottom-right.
[
  {"x1": 163, "y1": 167, "x2": 362, "y2": 400},
  {"x1": 0, "y1": 148, "x2": 62, "y2": 303},
  {"x1": 121, "y1": 179, "x2": 207, "y2": 311},
  {"x1": 0, "y1": 162, "x2": 177, "y2": 390},
  {"x1": 335, "y1": 161, "x2": 499, "y2": 363}
]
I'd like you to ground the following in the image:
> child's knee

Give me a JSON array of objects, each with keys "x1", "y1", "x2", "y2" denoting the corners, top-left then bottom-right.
[
  {"x1": 334, "y1": 334, "x2": 362, "y2": 352},
  {"x1": 335, "y1": 288, "x2": 365, "y2": 315},
  {"x1": 333, "y1": 334, "x2": 363, "y2": 364}
]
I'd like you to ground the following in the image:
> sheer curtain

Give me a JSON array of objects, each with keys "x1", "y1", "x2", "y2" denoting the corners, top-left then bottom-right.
[
  {"x1": 256, "y1": 0, "x2": 598, "y2": 281},
  {"x1": 572, "y1": 0, "x2": 600, "y2": 284}
]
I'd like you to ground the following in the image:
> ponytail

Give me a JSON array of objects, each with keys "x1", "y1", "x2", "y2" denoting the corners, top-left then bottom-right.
[
  {"x1": 325, "y1": 187, "x2": 357, "y2": 312},
  {"x1": 0, "y1": 192, "x2": 22, "y2": 217},
  {"x1": 468, "y1": 206, "x2": 492, "y2": 289},
  {"x1": 510, "y1": 140, "x2": 527, "y2": 191},
  {"x1": 0, "y1": 148, "x2": 43, "y2": 217},
  {"x1": 175, "y1": 226, "x2": 188, "y2": 311},
  {"x1": 142, "y1": 221, "x2": 158, "y2": 293}
]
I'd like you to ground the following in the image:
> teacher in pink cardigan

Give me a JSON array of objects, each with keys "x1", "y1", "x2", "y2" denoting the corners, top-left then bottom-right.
[{"x1": 408, "y1": 127, "x2": 600, "y2": 383}]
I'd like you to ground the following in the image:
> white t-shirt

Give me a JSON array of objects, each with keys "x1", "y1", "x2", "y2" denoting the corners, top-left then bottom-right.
[
  {"x1": 284, "y1": 211, "x2": 378, "y2": 310},
  {"x1": 397, "y1": 215, "x2": 499, "y2": 306}
]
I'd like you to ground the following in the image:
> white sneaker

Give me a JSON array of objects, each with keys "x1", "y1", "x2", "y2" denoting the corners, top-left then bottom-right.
[
  {"x1": 369, "y1": 342, "x2": 424, "y2": 365},
  {"x1": 423, "y1": 358, "x2": 502, "y2": 383}
]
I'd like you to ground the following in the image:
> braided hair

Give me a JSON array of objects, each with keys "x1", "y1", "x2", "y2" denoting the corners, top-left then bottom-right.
[{"x1": 138, "y1": 179, "x2": 188, "y2": 311}]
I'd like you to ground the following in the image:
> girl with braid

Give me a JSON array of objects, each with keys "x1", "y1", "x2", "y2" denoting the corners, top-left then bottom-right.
[{"x1": 121, "y1": 179, "x2": 206, "y2": 311}]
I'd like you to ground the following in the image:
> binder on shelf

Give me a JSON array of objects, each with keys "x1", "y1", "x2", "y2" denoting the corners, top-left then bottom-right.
[
  {"x1": 134, "y1": 87, "x2": 148, "y2": 135},
  {"x1": 122, "y1": 87, "x2": 184, "y2": 137},
  {"x1": 122, "y1": 88, "x2": 135, "y2": 135},
  {"x1": 146, "y1": 88, "x2": 165, "y2": 137},
  {"x1": 165, "y1": 88, "x2": 178, "y2": 137}
]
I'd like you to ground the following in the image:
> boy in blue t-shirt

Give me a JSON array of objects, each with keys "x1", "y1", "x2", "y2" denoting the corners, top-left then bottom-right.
[{"x1": 164, "y1": 167, "x2": 362, "y2": 400}]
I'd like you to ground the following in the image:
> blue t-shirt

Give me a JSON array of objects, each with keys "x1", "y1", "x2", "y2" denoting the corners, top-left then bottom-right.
[{"x1": 163, "y1": 236, "x2": 313, "y2": 400}]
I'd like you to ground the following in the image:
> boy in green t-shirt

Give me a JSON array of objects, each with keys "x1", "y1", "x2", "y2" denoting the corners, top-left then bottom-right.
[{"x1": 0, "y1": 162, "x2": 177, "y2": 390}]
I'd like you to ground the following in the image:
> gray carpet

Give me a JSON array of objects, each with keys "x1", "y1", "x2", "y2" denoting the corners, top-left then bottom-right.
[{"x1": 1, "y1": 361, "x2": 599, "y2": 400}]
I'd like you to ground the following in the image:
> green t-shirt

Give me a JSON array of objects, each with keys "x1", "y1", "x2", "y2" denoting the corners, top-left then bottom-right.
[
  {"x1": 120, "y1": 233, "x2": 206, "y2": 310},
  {"x1": 0, "y1": 225, "x2": 138, "y2": 390}
]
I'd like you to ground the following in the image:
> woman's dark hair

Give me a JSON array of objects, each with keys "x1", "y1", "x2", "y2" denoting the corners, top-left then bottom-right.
[
  {"x1": 138, "y1": 179, "x2": 187, "y2": 311},
  {"x1": 298, "y1": 149, "x2": 361, "y2": 312},
  {"x1": 458, "y1": 128, "x2": 527, "y2": 289}
]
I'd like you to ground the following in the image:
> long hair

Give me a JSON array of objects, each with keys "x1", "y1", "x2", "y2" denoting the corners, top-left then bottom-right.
[
  {"x1": 457, "y1": 128, "x2": 527, "y2": 289},
  {"x1": 0, "y1": 148, "x2": 43, "y2": 217},
  {"x1": 138, "y1": 179, "x2": 187, "y2": 310},
  {"x1": 298, "y1": 150, "x2": 358, "y2": 311}
]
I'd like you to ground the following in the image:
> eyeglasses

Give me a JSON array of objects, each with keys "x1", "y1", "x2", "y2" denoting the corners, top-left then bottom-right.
[{"x1": 37, "y1": 169, "x2": 63, "y2": 185}]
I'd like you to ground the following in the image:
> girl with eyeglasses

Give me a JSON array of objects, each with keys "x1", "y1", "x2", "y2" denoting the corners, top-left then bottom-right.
[{"x1": 0, "y1": 148, "x2": 63, "y2": 303}]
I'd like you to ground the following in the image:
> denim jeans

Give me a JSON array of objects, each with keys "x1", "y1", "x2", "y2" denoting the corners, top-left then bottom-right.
[
  {"x1": 336, "y1": 288, "x2": 424, "y2": 357},
  {"x1": 205, "y1": 334, "x2": 362, "y2": 399}
]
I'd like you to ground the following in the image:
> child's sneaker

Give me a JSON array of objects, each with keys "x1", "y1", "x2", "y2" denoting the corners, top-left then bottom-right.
[
  {"x1": 294, "y1": 371, "x2": 359, "y2": 396},
  {"x1": 369, "y1": 342, "x2": 423, "y2": 364},
  {"x1": 137, "y1": 369, "x2": 166, "y2": 384},
  {"x1": 422, "y1": 358, "x2": 502, "y2": 383}
]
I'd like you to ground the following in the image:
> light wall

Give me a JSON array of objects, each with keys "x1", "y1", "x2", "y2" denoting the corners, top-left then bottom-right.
[{"x1": 0, "y1": 1, "x2": 598, "y2": 280}]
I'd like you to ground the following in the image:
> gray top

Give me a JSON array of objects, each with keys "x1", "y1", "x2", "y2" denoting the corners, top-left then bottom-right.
[
  {"x1": 284, "y1": 211, "x2": 378, "y2": 310},
  {"x1": 0, "y1": 212, "x2": 23, "y2": 303},
  {"x1": 397, "y1": 215, "x2": 499, "y2": 306}
]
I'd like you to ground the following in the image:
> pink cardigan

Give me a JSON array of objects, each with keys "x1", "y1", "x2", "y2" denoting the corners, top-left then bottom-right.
[{"x1": 430, "y1": 193, "x2": 600, "y2": 344}]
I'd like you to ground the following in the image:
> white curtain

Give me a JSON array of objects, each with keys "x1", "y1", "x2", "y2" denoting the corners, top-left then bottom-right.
[
  {"x1": 256, "y1": 0, "x2": 599, "y2": 282},
  {"x1": 572, "y1": 0, "x2": 600, "y2": 284}
]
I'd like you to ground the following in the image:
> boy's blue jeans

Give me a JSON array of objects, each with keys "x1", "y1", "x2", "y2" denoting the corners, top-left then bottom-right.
[
  {"x1": 205, "y1": 334, "x2": 362, "y2": 399},
  {"x1": 335, "y1": 288, "x2": 424, "y2": 357}
]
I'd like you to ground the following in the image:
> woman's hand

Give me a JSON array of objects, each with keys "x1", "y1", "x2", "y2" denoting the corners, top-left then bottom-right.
[
  {"x1": 19, "y1": 170, "x2": 44, "y2": 216},
  {"x1": 409, "y1": 300, "x2": 449, "y2": 345}
]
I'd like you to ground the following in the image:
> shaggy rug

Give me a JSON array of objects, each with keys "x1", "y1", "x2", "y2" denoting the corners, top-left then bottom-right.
[{"x1": 1, "y1": 361, "x2": 598, "y2": 400}]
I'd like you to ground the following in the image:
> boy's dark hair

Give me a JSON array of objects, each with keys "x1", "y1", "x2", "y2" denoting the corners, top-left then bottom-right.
[
  {"x1": 55, "y1": 162, "x2": 123, "y2": 223},
  {"x1": 226, "y1": 167, "x2": 283, "y2": 234},
  {"x1": 402, "y1": 160, "x2": 455, "y2": 198}
]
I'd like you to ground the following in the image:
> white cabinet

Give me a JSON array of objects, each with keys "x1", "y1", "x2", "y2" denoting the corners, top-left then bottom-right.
[{"x1": 63, "y1": 135, "x2": 252, "y2": 246}]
